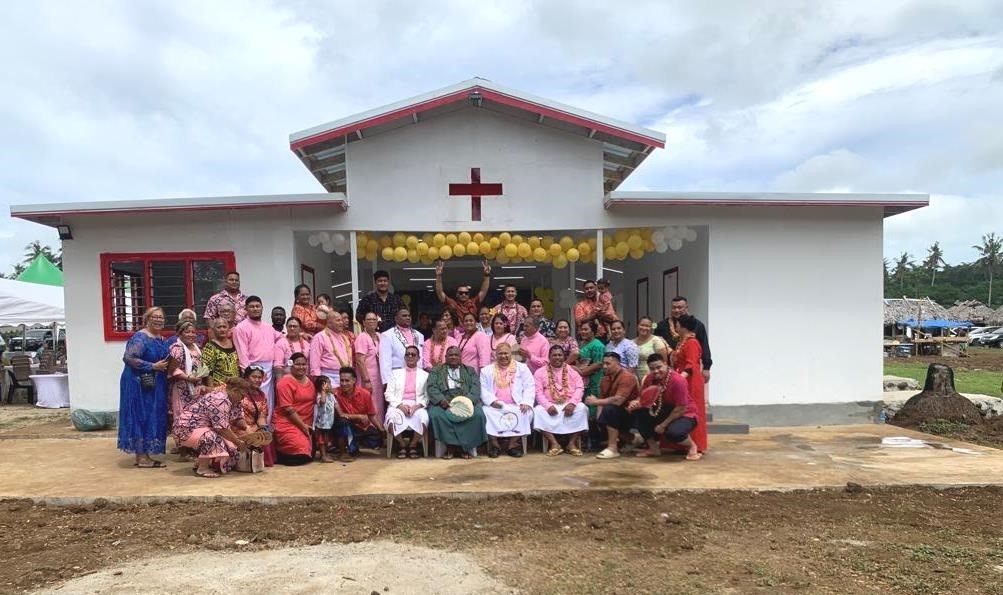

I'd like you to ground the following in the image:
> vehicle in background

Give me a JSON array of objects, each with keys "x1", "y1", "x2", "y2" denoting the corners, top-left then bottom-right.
[
  {"x1": 7, "y1": 328, "x2": 65, "y2": 352},
  {"x1": 968, "y1": 326, "x2": 1001, "y2": 345}
]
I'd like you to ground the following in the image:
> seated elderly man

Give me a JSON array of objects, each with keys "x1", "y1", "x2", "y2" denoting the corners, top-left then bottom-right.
[
  {"x1": 533, "y1": 344, "x2": 589, "y2": 457},
  {"x1": 630, "y1": 354, "x2": 702, "y2": 460},
  {"x1": 584, "y1": 351, "x2": 640, "y2": 459},
  {"x1": 479, "y1": 343, "x2": 535, "y2": 458},
  {"x1": 426, "y1": 346, "x2": 487, "y2": 459}
]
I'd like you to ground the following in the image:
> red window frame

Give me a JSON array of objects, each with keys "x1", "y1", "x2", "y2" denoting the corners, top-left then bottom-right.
[{"x1": 100, "y1": 251, "x2": 237, "y2": 341}]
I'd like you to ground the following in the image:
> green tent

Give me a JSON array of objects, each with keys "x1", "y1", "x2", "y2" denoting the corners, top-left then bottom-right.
[{"x1": 16, "y1": 254, "x2": 63, "y2": 287}]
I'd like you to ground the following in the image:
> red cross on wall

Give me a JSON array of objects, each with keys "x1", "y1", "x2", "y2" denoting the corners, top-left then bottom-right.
[{"x1": 448, "y1": 167, "x2": 503, "y2": 221}]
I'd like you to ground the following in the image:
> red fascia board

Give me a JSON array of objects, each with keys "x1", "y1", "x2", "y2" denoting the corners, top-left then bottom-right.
[
  {"x1": 15, "y1": 199, "x2": 347, "y2": 222},
  {"x1": 290, "y1": 86, "x2": 665, "y2": 152}
]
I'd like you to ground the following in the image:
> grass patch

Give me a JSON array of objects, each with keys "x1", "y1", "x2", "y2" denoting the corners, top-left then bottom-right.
[{"x1": 884, "y1": 361, "x2": 1002, "y2": 397}]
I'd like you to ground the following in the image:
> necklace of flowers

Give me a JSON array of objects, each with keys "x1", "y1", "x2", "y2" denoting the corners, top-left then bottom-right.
[
  {"x1": 429, "y1": 337, "x2": 448, "y2": 366},
  {"x1": 547, "y1": 363, "x2": 571, "y2": 404},
  {"x1": 494, "y1": 361, "x2": 516, "y2": 389},
  {"x1": 394, "y1": 325, "x2": 418, "y2": 349},
  {"x1": 324, "y1": 329, "x2": 352, "y2": 368},
  {"x1": 650, "y1": 378, "x2": 666, "y2": 417}
]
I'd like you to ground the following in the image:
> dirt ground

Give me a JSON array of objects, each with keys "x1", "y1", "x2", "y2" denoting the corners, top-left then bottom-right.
[
  {"x1": 6, "y1": 487, "x2": 1003, "y2": 594},
  {"x1": 913, "y1": 347, "x2": 1003, "y2": 373}
]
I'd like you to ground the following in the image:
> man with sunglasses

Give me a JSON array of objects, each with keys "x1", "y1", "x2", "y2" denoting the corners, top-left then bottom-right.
[{"x1": 434, "y1": 260, "x2": 492, "y2": 325}]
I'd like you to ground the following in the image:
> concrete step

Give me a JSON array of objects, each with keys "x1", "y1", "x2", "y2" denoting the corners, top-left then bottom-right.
[{"x1": 708, "y1": 418, "x2": 750, "y2": 434}]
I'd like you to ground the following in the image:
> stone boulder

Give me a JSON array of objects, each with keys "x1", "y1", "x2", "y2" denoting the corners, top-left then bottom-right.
[{"x1": 883, "y1": 375, "x2": 920, "y2": 392}]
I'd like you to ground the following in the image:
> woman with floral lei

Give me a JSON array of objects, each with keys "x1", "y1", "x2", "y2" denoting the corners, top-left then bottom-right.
[
  {"x1": 532, "y1": 344, "x2": 589, "y2": 456},
  {"x1": 488, "y1": 313, "x2": 517, "y2": 362},
  {"x1": 422, "y1": 318, "x2": 458, "y2": 372}
]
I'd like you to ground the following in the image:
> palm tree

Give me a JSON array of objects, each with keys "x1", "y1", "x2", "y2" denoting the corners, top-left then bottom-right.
[
  {"x1": 923, "y1": 242, "x2": 945, "y2": 286},
  {"x1": 972, "y1": 233, "x2": 1002, "y2": 306},
  {"x1": 893, "y1": 252, "x2": 913, "y2": 288},
  {"x1": 21, "y1": 240, "x2": 62, "y2": 270}
]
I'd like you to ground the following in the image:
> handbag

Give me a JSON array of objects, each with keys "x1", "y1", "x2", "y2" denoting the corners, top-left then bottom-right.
[
  {"x1": 139, "y1": 372, "x2": 156, "y2": 391},
  {"x1": 236, "y1": 448, "x2": 265, "y2": 473}
]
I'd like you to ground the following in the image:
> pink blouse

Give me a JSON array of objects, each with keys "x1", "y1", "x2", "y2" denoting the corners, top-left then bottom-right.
[
  {"x1": 403, "y1": 367, "x2": 417, "y2": 401},
  {"x1": 422, "y1": 336, "x2": 458, "y2": 370},
  {"x1": 458, "y1": 331, "x2": 491, "y2": 372}
]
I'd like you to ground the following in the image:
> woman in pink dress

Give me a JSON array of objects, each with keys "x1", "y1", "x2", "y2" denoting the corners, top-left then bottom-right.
[
  {"x1": 457, "y1": 312, "x2": 491, "y2": 374},
  {"x1": 354, "y1": 311, "x2": 385, "y2": 422},
  {"x1": 488, "y1": 314, "x2": 517, "y2": 362},
  {"x1": 167, "y1": 320, "x2": 204, "y2": 422}
]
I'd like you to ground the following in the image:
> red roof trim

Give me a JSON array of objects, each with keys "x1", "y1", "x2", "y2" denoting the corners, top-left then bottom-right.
[
  {"x1": 17, "y1": 199, "x2": 347, "y2": 221},
  {"x1": 290, "y1": 86, "x2": 665, "y2": 152}
]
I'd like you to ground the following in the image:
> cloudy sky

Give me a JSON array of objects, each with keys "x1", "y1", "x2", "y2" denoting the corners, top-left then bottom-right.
[{"x1": 2, "y1": 0, "x2": 1001, "y2": 271}]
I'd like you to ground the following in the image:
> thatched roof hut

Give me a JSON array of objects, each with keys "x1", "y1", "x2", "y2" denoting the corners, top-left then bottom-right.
[
  {"x1": 945, "y1": 300, "x2": 995, "y2": 324},
  {"x1": 883, "y1": 297, "x2": 948, "y2": 325},
  {"x1": 989, "y1": 305, "x2": 1003, "y2": 326}
]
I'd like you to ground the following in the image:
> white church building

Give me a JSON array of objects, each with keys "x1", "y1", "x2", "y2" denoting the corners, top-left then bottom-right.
[{"x1": 12, "y1": 78, "x2": 927, "y2": 424}]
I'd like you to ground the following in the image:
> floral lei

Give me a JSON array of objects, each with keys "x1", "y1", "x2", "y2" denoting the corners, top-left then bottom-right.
[
  {"x1": 494, "y1": 361, "x2": 516, "y2": 388},
  {"x1": 547, "y1": 364, "x2": 571, "y2": 405},
  {"x1": 429, "y1": 338, "x2": 448, "y2": 366},
  {"x1": 324, "y1": 329, "x2": 352, "y2": 368}
]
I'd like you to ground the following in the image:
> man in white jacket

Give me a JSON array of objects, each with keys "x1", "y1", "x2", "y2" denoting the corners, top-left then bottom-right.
[
  {"x1": 479, "y1": 343, "x2": 535, "y2": 458},
  {"x1": 383, "y1": 346, "x2": 429, "y2": 458}
]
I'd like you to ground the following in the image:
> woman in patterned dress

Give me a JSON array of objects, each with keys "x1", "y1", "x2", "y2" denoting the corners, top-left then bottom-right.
[
  {"x1": 201, "y1": 318, "x2": 239, "y2": 387},
  {"x1": 167, "y1": 320, "x2": 205, "y2": 422},
  {"x1": 550, "y1": 319, "x2": 579, "y2": 366},
  {"x1": 175, "y1": 377, "x2": 252, "y2": 478},
  {"x1": 291, "y1": 284, "x2": 323, "y2": 337},
  {"x1": 633, "y1": 316, "x2": 670, "y2": 382}
]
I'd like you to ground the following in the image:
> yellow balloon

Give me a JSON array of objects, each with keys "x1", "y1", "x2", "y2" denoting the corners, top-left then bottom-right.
[
  {"x1": 511, "y1": 255, "x2": 523, "y2": 264},
  {"x1": 640, "y1": 228, "x2": 653, "y2": 241},
  {"x1": 528, "y1": 236, "x2": 541, "y2": 250},
  {"x1": 393, "y1": 246, "x2": 407, "y2": 262},
  {"x1": 428, "y1": 246, "x2": 440, "y2": 260},
  {"x1": 479, "y1": 241, "x2": 491, "y2": 254},
  {"x1": 627, "y1": 234, "x2": 643, "y2": 250},
  {"x1": 577, "y1": 242, "x2": 591, "y2": 256},
  {"x1": 365, "y1": 247, "x2": 377, "y2": 262},
  {"x1": 496, "y1": 252, "x2": 510, "y2": 264},
  {"x1": 379, "y1": 235, "x2": 393, "y2": 249},
  {"x1": 453, "y1": 243, "x2": 466, "y2": 257},
  {"x1": 472, "y1": 232, "x2": 484, "y2": 243},
  {"x1": 356, "y1": 234, "x2": 368, "y2": 249},
  {"x1": 381, "y1": 246, "x2": 395, "y2": 261},
  {"x1": 466, "y1": 241, "x2": 480, "y2": 256},
  {"x1": 588, "y1": 238, "x2": 597, "y2": 249},
  {"x1": 548, "y1": 243, "x2": 563, "y2": 257},
  {"x1": 445, "y1": 233, "x2": 458, "y2": 246},
  {"x1": 504, "y1": 243, "x2": 518, "y2": 257},
  {"x1": 644, "y1": 239, "x2": 655, "y2": 251},
  {"x1": 558, "y1": 236, "x2": 574, "y2": 250},
  {"x1": 439, "y1": 245, "x2": 453, "y2": 259},
  {"x1": 533, "y1": 247, "x2": 547, "y2": 262},
  {"x1": 392, "y1": 232, "x2": 407, "y2": 247},
  {"x1": 511, "y1": 234, "x2": 524, "y2": 245},
  {"x1": 553, "y1": 254, "x2": 568, "y2": 269},
  {"x1": 517, "y1": 243, "x2": 532, "y2": 258},
  {"x1": 629, "y1": 248, "x2": 644, "y2": 260},
  {"x1": 421, "y1": 255, "x2": 434, "y2": 265},
  {"x1": 540, "y1": 236, "x2": 553, "y2": 250},
  {"x1": 402, "y1": 294, "x2": 411, "y2": 305},
  {"x1": 498, "y1": 232, "x2": 511, "y2": 245},
  {"x1": 407, "y1": 248, "x2": 420, "y2": 263},
  {"x1": 613, "y1": 229, "x2": 629, "y2": 243},
  {"x1": 458, "y1": 231, "x2": 471, "y2": 245},
  {"x1": 485, "y1": 249, "x2": 498, "y2": 260},
  {"x1": 422, "y1": 233, "x2": 433, "y2": 244},
  {"x1": 433, "y1": 233, "x2": 446, "y2": 247},
  {"x1": 566, "y1": 247, "x2": 580, "y2": 262},
  {"x1": 417, "y1": 242, "x2": 430, "y2": 256},
  {"x1": 616, "y1": 242, "x2": 630, "y2": 258},
  {"x1": 406, "y1": 235, "x2": 419, "y2": 249}
]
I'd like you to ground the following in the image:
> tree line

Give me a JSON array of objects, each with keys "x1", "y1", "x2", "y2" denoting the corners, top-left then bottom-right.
[
  {"x1": 886, "y1": 234, "x2": 1001, "y2": 307},
  {"x1": 1, "y1": 240, "x2": 63, "y2": 279}
]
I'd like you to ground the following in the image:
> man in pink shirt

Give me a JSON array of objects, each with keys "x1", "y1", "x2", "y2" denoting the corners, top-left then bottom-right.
[
  {"x1": 232, "y1": 295, "x2": 281, "y2": 418},
  {"x1": 517, "y1": 316, "x2": 550, "y2": 374},
  {"x1": 533, "y1": 344, "x2": 588, "y2": 456}
]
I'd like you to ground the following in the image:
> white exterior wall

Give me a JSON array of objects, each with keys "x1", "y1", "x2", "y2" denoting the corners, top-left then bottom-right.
[
  {"x1": 706, "y1": 207, "x2": 883, "y2": 406},
  {"x1": 620, "y1": 229, "x2": 709, "y2": 330}
]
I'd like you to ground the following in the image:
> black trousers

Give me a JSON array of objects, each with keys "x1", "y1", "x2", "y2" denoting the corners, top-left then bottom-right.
[
  {"x1": 633, "y1": 409, "x2": 697, "y2": 443},
  {"x1": 596, "y1": 404, "x2": 632, "y2": 433}
]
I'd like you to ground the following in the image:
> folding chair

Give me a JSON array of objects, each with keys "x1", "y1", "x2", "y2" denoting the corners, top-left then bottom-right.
[{"x1": 7, "y1": 355, "x2": 35, "y2": 404}]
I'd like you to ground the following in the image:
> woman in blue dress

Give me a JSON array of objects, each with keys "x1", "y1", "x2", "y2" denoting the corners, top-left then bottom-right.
[{"x1": 118, "y1": 307, "x2": 171, "y2": 468}]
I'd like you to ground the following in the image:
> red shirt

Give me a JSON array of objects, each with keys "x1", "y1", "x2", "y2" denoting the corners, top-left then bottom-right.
[
  {"x1": 443, "y1": 295, "x2": 482, "y2": 324},
  {"x1": 599, "y1": 368, "x2": 639, "y2": 403},
  {"x1": 641, "y1": 372, "x2": 697, "y2": 419},
  {"x1": 334, "y1": 385, "x2": 376, "y2": 430}
]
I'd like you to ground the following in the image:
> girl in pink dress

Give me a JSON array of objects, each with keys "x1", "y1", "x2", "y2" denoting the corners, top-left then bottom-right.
[{"x1": 354, "y1": 311, "x2": 386, "y2": 422}]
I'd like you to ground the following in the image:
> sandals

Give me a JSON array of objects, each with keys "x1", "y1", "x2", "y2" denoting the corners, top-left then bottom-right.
[
  {"x1": 397, "y1": 448, "x2": 408, "y2": 459},
  {"x1": 595, "y1": 448, "x2": 620, "y2": 459},
  {"x1": 636, "y1": 448, "x2": 662, "y2": 458},
  {"x1": 135, "y1": 460, "x2": 167, "y2": 468},
  {"x1": 566, "y1": 447, "x2": 583, "y2": 457},
  {"x1": 488, "y1": 446, "x2": 501, "y2": 458},
  {"x1": 408, "y1": 449, "x2": 420, "y2": 459},
  {"x1": 461, "y1": 452, "x2": 473, "y2": 460},
  {"x1": 506, "y1": 448, "x2": 523, "y2": 458},
  {"x1": 442, "y1": 452, "x2": 454, "y2": 460},
  {"x1": 194, "y1": 469, "x2": 219, "y2": 478},
  {"x1": 686, "y1": 451, "x2": 703, "y2": 461},
  {"x1": 546, "y1": 447, "x2": 563, "y2": 457}
]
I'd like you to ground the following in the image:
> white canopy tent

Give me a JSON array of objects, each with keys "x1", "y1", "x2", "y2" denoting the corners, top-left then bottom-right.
[{"x1": 0, "y1": 278, "x2": 64, "y2": 326}]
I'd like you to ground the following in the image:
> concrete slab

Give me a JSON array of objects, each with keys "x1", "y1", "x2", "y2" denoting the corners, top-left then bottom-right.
[{"x1": 3, "y1": 424, "x2": 1002, "y2": 503}]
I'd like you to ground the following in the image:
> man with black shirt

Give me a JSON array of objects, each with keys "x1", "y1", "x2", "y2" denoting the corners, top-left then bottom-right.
[
  {"x1": 356, "y1": 270, "x2": 405, "y2": 333},
  {"x1": 654, "y1": 296, "x2": 712, "y2": 382}
]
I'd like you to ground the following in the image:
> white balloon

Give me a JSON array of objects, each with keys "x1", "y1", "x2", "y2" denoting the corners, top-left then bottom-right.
[
  {"x1": 333, "y1": 244, "x2": 347, "y2": 256},
  {"x1": 331, "y1": 232, "x2": 346, "y2": 245},
  {"x1": 332, "y1": 234, "x2": 348, "y2": 251},
  {"x1": 651, "y1": 230, "x2": 665, "y2": 245},
  {"x1": 655, "y1": 242, "x2": 668, "y2": 254},
  {"x1": 668, "y1": 238, "x2": 683, "y2": 251},
  {"x1": 684, "y1": 228, "x2": 697, "y2": 242},
  {"x1": 321, "y1": 241, "x2": 336, "y2": 254},
  {"x1": 664, "y1": 226, "x2": 679, "y2": 240},
  {"x1": 307, "y1": 234, "x2": 320, "y2": 247},
  {"x1": 317, "y1": 231, "x2": 331, "y2": 244}
]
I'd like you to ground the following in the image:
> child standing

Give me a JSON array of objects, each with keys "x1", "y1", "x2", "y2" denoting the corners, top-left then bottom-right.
[
  {"x1": 313, "y1": 376, "x2": 337, "y2": 463},
  {"x1": 596, "y1": 278, "x2": 617, "y2": 321}
]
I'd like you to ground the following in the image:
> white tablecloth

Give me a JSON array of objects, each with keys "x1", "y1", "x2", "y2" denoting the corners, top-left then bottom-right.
[{"x1": 30, "y1": 373, "x2": 69, "y2": 408}]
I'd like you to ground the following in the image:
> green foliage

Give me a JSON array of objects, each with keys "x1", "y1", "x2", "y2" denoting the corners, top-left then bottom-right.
[
  {"x1": 1, "y1": 240, "x2": 62, "y2": 279},
  {"x1": 885, "y1": 245, "x2": 1002, "y2": 307}
]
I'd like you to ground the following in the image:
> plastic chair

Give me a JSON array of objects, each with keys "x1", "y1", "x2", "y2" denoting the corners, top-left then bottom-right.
[{"x1": 385, "y1": 427, "x2": 429, "y2": 458}]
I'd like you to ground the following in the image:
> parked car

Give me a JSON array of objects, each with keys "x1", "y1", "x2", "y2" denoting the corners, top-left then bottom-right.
[
  {"x1": 975, "y1": 329, "x2": 1003, "y2": 347},
  {"x1": 968, "y1": 326, "x2": 1001, "y2": 345},
  {"x1": 7, "y1": 328, "x2": 64, "y2": 352}
]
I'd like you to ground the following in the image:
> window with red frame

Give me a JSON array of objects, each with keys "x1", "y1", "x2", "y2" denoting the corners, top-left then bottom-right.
[{"x1": 101, "y1": 252, "x2": 236, "y2": 340}]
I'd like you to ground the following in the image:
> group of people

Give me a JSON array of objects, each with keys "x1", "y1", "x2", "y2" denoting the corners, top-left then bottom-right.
[{"x1": 117, "y1": 263, "x2": 712, "y2": 476}]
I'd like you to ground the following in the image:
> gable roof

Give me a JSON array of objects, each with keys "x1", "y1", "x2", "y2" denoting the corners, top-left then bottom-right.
[{"x1": 288, "y1": 78, "x2": 666, "y2": 194}]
